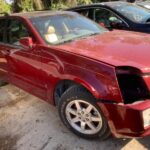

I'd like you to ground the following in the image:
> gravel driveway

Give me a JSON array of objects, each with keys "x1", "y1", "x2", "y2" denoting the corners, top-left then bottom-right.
[{"x1": 0, "y1": 84, "x2": 150, "y2": 150}]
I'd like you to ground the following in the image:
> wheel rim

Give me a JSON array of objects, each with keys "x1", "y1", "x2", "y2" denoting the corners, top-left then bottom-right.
[{"x1": 65, "y1": 100, "x2": 103, "y2": 135}]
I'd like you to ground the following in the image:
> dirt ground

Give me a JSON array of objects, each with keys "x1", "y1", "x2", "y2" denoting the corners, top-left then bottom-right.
[{"x1": 0, "y1": 84, "x2": 150, "y2": 150}]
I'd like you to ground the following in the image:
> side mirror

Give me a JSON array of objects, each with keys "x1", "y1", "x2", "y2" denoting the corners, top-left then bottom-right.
[
  {"x1": 19, "y1": 37, "x2": 34, "y2": 49},
  {"x1": 109, "y1": 17, "x2": 125, "y2": 29}
]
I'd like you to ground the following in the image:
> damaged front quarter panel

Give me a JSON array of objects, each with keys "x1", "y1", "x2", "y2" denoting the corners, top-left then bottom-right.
[{"x1": 97, "y1": 66, "x2": 150, "y2": 138}]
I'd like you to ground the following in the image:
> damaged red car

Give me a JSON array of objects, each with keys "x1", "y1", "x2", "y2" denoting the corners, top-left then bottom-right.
[{"x1": 0, "y1": 11, "x2": 150, "y2": 139}]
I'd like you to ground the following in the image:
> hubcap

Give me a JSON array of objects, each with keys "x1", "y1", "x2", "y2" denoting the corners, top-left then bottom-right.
[{"x1": 65, "y1": 100, "x2": 102, "y2": 135}]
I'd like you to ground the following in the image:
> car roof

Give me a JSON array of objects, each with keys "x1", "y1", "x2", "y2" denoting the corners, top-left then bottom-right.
[
  {"x1": 137, "y1": 1, "x2": 150, "y2": 4},
  {"x1": 137, "y1": 1, "x2": 150, "y2": 5},
  {"x1": 67, "y1": 1, "x2": 131, "y2": 10},
  {"x1": 2, "y1": 10, "x2": 73, "y2": 18}
]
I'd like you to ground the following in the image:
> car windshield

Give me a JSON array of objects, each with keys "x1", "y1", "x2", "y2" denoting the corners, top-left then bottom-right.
[
  {"x1": 30, "y1": 12, "x2": 107, "y2": 45},
  {"x1": 109, "y1": 3, "x2": 150, "y2": 23}
]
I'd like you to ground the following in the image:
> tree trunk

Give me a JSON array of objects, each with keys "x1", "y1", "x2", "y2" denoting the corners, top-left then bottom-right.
[{"x1": 33, "y1": 0, "x2": 44, "y2": 10}]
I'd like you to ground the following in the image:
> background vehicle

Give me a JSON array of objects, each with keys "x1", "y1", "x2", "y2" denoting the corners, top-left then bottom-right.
[
  {"x1": 67, "y1": 2, "x2": 150, "y2": 34},
  {"x1": 0, "y1": 11, "x2": 150, "y2": 139}
]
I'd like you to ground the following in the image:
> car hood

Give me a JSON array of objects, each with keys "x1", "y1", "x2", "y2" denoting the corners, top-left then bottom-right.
[{"x1": 55, "y1": 30, "x2": 150, "y2": 73}]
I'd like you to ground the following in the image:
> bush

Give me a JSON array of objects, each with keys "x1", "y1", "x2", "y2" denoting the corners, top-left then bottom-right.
[{"x1": 0, "y1": 0, "x2": 11, "y2": 12}]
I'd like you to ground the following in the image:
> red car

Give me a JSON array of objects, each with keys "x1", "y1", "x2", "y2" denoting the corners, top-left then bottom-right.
[{"x1": 0, "y1": 11, "x2": 150, "y2": 139}]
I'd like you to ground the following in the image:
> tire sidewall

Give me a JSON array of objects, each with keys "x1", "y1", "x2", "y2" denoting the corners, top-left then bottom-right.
[{"x1": 58, "y1": 88, "x2": 109, "y2": 139}]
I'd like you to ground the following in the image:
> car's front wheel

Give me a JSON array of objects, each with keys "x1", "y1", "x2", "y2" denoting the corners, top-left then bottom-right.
[{"x1": 58, "y1": 85, "x2": 111, "y2": 139}]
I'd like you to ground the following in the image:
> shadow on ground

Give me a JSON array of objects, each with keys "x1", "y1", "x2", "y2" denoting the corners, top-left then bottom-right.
[{"x1": 138, "y1": 136, "x2": 150, "y2": 150}]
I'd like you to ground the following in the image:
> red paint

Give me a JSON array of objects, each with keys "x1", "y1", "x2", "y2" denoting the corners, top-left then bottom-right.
[
  {"x1": 19, "y1": 37, "x2": 34, "y2": 49},
  {"x1": 99, "y1": 100, "x2": 150, "y2": 138},
  {"x1": 0, "y1": 14, "x2": 150, "y2": 138}
]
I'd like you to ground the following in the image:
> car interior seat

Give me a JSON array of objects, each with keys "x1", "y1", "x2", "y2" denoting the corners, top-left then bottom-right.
[{"x1": 44, "y1": 26, "x2": 58, "y2": 43}]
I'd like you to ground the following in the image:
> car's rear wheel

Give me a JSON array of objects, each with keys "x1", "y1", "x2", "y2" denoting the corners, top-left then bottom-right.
[{"x1": 58, "y1": 85, "x2": 111, "y2": 139}]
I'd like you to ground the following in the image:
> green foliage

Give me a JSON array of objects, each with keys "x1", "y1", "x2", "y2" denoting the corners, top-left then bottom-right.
[
  {"x1": 51, "y1": 3, "x2": 68, "y2": 10},
  {"x1": 77, "y1": 0, "x2": 92, "y2": 5},
  {"x1": 0, "y1": 0, "x2": 11, "y2": 13},
  {"x1": 52, "y1": 0, "x2": 92, "y2": 10},
  {"x1": 12, "y1": 0, "x2": 34, "y2": 12},
  {"x1": 20, "y1": 0, "x2": 33, "y2": 11},
  {"x1": 10, "y1": 0, "x2": 109, "y2": 12}
]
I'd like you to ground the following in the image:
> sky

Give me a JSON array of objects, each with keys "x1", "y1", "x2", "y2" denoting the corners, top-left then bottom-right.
[{"x1": 5, "y1": 0, "x2": 13, "y2": 4}]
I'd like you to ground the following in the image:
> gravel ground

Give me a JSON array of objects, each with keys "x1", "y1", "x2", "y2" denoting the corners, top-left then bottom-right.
[{"x1": 0, "y1": 84, "x2": 150, "y2": 150}]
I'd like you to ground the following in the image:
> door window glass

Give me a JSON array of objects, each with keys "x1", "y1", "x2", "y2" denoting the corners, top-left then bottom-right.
[
  {"x1": 76, "y1": 9, "x2": 94, "y2": 19},
  {"x1": 7, "y1": 20, "x2": 29, "y2": 45},
  {"x1": 0, "y1": 19, "x2": 6, "y2": 42},
  {"x1": 94, "y1": 8, "x2": 124, "y2": 27},
  {"x1": 77, "y1": 9, "x2": 89, "y2": 17}
]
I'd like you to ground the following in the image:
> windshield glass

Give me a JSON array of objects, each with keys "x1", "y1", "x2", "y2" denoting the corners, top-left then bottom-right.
[
  {"x1": 30, "y1": 12, "x2": 107, "y2": 45},
  {"x1": 110, "y1": 3, "x2": 150, "y2": 23}
]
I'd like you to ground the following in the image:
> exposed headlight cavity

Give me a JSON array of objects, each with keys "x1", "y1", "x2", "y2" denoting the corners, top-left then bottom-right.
[{"x1": 116, "y1": 66, "x2": 150, "y2": 104}]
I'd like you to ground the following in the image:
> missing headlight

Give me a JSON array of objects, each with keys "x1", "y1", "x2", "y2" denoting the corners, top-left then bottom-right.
[{"x1": 116, "y1": 66, "x2": 150, "y2": 104}]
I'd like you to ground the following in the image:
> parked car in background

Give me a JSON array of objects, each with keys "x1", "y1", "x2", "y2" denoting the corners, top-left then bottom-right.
[
  {"x1": 67, "y1": 2, "x2": 150, "y2": 34},
  {"x1": 137, "y1": 1, "x2": 150, "y2": 9},
  {"x1": 0, "y1": 11, "x2": 150, "y2": 139}
]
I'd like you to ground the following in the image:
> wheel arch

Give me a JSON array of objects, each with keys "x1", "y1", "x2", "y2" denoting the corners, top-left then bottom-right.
[{"x1": 53, "y1": 77, "x2": 100, "y2": 106}]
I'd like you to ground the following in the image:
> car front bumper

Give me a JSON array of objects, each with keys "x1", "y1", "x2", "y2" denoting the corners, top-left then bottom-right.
[{"x1": 97, "y1": 99, "x2": 150, "y2": 138}]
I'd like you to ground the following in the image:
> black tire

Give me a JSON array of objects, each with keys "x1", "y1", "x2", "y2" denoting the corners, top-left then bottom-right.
[
  {"x1": 58, "y1": 85, "x2": 111, "y2": 139},
  {"x1": 0, "y1": 80, "x2": 8, "y2": 87}
]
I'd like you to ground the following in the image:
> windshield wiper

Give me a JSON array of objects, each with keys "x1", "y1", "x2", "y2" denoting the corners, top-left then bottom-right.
[
  {"x1": 77, "y1": 32, "x2": 100, "y2": 39},
  {"x1": 66, "y1": 32, "x2": 100, "y2": 41},
  {"x1": 56, "y1": 38, "x2": 76, "y2": 45},
  {"x1": 57, "y1": 32, "x2": 100, "y2": 45}
]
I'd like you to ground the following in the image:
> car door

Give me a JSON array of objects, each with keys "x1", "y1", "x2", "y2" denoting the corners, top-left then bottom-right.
[
  {"x1": 93, "y1": 7, "x2": 129, "y2": 30},
  {"x1": 4, "y1": 18, "x2": 46, "y2": 100},
  {"x1": 0, "y1": 18, "x2": 9, "y2": 84}
]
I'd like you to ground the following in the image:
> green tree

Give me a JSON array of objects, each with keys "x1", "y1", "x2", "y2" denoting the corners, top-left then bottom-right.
[
  {"x1": 12, "y1": 0, "x2": 34, "y2": 12},
  {"x1": 12, "y1": 0, "x2": 52, "y2": 12},
  {"x1": 11, "y1": 0, "x2": 114, "y2": 13},
  {"x1": 51, "y1": 0, "x2": 92, "y2": 9},
  {"x1": 0, "y1": 0, "x2": 11, "y2": 12},
  {"x1": 77, "y1": 0, "x2": 92, "y2": 5}
]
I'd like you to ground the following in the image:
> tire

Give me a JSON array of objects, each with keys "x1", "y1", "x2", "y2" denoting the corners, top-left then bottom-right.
[
  {"x1": 58, "y1": 85, "x2": 111, "y2": 139},
  {"x1": 0, "y1": 80, "x2": 8, "y2": 87}
]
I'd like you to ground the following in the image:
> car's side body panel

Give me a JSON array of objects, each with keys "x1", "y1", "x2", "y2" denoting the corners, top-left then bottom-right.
[
  {"x1": 0, "y1": 44, "x2": 9, "y2": 82},
  {"x1": 37, "y1": 45, "x2": 122, "y2": 104},
  {"x1": 8, "y1": 46, "x2": 47, "y2": 100},
  {"x1": 3, "y1": 44, "x2": 122, "y2": 104}
]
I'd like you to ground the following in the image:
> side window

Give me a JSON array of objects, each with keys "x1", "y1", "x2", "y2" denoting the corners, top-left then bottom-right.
[
  {"x1": 77, "y1": 9, "x2": 89, "y2": 17},
  {"x1": 0, "y1": 19, "x2": 6, "y2": 42},
  {"x1": 76, "y1": 9, "x2": 94, "y2": 20},
  {"x1": 94, "y1": 8, "x2": 126, "y2": 28},
  {"x1": 7, "y1": 19, "x2": 29, "y2": 45}
]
